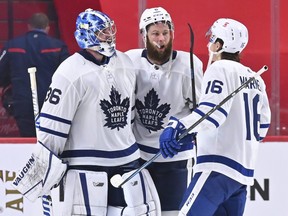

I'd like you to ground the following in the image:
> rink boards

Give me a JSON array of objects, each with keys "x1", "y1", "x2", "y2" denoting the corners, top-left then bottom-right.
[{"x1": 0, "y1": 138, "x2": 287, "y2": 215}]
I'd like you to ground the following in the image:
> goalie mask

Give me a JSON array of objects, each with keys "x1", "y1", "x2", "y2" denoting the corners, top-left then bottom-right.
[
  {"x1": 139, "y1": 7, "x2": 174, "y2": 36},
  {"x1": 206, "y1": 18, "x2": 248, "y2": 54},
  {"x1": 74, "y1": 8, "x2": 116, "y2": 57}
]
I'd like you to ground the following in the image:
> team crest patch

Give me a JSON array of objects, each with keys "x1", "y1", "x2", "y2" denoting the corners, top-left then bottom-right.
[
  {"x1": 136, "y1": 88, "x2": 170, "y2": 132},
  {"x1": 100, "y1": 86, "x2": 129, "y2": 130}
]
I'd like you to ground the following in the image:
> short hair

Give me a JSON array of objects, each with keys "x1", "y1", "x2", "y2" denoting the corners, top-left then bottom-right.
[
  {"x1": 216, "y1": 38, "x2": 241, "y2": 62},
  {"x1": 28, "y1": 13, "x2": 49, "y2": 29}
]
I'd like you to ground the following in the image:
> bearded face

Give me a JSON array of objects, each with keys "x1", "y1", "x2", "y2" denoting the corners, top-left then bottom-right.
[
  {"x1": 146, "y1": 36, "x2": 173, "y2": 64},
  {"x1": 145, "y1": 22, "x2": 173, "y2": 64}
]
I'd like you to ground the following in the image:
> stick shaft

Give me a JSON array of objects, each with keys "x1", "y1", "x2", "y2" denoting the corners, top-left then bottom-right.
[
  {"x1": 117, "y1": 152, "x2": 161, "y2": 188},
  {"x1": 28, "y1": 67, "x2": 54, "y2": 216},
  {"x1": 188, "y1": 23, "x2": 197, "y2": 109},
  {"x1": 188, "y1": 23, "x2": 198, "y2": 162}
]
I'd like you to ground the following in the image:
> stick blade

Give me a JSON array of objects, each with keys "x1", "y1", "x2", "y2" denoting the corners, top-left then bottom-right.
[{"x1": 110, "y1": 174, "x2": 123, "y2": 188}]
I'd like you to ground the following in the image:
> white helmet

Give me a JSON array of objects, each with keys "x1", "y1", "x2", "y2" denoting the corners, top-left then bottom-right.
[
  {"x1": 139, "y1": 7, "x2": 173, "y2": 34},
  {"x1": 207, "y1": 18, "x2": 248, "y2": 53}
]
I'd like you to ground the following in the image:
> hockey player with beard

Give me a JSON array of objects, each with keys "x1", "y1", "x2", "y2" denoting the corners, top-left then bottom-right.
[
  {"x1": 126, "y1": 7, "x2": 203, "y2": 216},
  {"x1": 12, "y1": 9, "x2": 161, "y2": 216},
  {"x1": 159, "y1": 18, "x2": 271, "y2": 215}
]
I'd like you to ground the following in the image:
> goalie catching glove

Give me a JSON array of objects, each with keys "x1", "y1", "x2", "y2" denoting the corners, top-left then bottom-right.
[{"x1": 159, "y1": 116, "x2": 195, "y2": 158}]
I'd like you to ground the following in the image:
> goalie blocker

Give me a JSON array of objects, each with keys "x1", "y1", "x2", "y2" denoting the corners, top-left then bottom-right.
[{"x1": 12, "y1": 142, "x2": 68, "y2": 202}]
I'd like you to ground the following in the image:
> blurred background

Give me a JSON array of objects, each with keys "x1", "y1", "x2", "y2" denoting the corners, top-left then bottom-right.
[{"x1": 0, "y1": 0, "x2": 287, "y2": 136}]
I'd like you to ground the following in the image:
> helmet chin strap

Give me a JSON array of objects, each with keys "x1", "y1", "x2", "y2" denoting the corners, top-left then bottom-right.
[{"x1": 207, "y1": 42, "x2": 224, "y2": 69}]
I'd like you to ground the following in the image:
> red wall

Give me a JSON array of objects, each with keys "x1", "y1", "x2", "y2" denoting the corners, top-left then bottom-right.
[
  {"x1": 53, "y1": 0, "x2": 102, "y2": 54},
  {"x1": 1, "y1": 1, "x2": 287, "y2": 136}
]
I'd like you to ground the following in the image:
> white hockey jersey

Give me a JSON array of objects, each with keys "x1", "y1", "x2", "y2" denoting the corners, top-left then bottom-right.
[
  {"x1": 37, "y1": 50, "x2": 140, "y2": 167},
  {"x1": 180, "y1": 60, "x2": 271, "y2": 185},
  {"x1": 126, "y1": 49, "x2": 203, "y2": 162}
]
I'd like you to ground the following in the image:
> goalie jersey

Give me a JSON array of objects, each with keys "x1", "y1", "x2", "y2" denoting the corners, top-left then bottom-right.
[
  {"x1": 126, "y1": 49, "x2": 203, "y2": 162},
  {"x1": 180, "y1": 60, "x2": 271, "y2": 185},
  {"x1": 37, "y1": 50, "x2": 140, "y2": 167}
]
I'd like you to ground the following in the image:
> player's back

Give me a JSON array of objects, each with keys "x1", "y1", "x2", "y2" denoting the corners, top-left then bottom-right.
[{"x1": 187, "y1": 60, "x2": 271, "y2": 185}]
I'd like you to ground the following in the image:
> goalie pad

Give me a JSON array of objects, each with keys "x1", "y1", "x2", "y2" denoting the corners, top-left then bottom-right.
[
  {"x1": 120, "y1": 169, "x2": 161, "y2": 216},
  {"x1": 62, "y1": 170, "x2": 108, "y2": 216},
  {"x1": 12, "y1": 143, "x2": 68, "y2": 202}
]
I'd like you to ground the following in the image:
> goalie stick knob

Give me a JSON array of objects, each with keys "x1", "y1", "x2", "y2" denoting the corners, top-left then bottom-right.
[
  {"x1": 257, "y1": 65, "x2": 268, "y2": 76},
  {"x1": 110, "y1": 174, "x2": 123, "y2": 188},
  {"x1": 28, "y1": 67, "x2": 37, "y2": 74}
]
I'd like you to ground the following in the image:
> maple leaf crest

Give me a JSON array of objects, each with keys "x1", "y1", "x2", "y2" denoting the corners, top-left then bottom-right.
[
  {"x1": 136, "y1": 88, "x2": 170, "y2": 132},
  {"x1": 100, "y1": 86, "x2": 130, "y2": 130}
]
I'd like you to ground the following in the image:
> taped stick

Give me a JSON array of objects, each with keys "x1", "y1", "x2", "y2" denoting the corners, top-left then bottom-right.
[
  {"x1": 28, "y1": 67, "x2": 39, "y2": 118},
  {"x1": 110, "y1": 65, "x2": 268, "y2": 188}
]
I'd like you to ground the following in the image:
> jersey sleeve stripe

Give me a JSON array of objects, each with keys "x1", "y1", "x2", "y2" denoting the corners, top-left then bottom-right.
[
  {"x1": 40, "y1": 113, "x2": 72, "y2": 125},
  {"x1": 39, "y1": 126, "x2": 69, "y2": 138},
  {"x1": 194, "y1": 109, "x2": 220, "y2": 128},
  {"x1": 199, "y1": 102, "x2": 228, "y2": 117}
]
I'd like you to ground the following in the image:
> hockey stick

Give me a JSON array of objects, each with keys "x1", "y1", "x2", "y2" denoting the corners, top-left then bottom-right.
[
  {"x1": 188, "y1": 23, "x2": 198, "y2": 167},
  {"x1": 28, "y1": 67, "x2": 40, "y2": 131},
  {"x1": 188, "y1": 23, "x2": 197, "y2": 110},
  {"x1": 28, "y1": 67, "x2": 54, "y2": 216},
  {"x1": 110, "y1": 65, "x2": 268, "y2": 188}
]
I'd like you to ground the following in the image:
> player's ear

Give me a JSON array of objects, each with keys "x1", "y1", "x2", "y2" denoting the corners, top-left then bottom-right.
[
  {"x1": 170, "y1": 30, "x2": 174, "y2": 40},
  {"x1": 216, "y1": 41, "x2": 222, "y2": 52},
  {"x1": 141, "y1": 31, "x2": 147, "y2": 48},
  {"x1": 139, "y1": 28, "x2": 146, "y2": 46}
]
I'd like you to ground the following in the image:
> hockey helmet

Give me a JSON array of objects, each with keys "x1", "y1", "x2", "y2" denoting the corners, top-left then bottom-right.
[
  {"x1": 206, "y1": 18, "x2": 248, "y2": 53},
  {"x1": 74, "y1": 9, "x2": 116, "y2": 57},
  {"x1": 139, "y1": 7, "x2": 174, "y2": 34}
]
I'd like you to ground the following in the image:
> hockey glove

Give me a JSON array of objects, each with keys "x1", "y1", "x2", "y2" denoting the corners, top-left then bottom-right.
[{"x1": 159, "y1": 116, "x2": 194, "y2": 158}]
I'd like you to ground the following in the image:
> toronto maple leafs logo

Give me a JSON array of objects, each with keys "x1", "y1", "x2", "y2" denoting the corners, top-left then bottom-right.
[
  {"x1": 100, "y1": 86, "x2": 130, "y2": 130},
  {"x1": 136, "y1": 88, "x2": 170, "y2": 132}
]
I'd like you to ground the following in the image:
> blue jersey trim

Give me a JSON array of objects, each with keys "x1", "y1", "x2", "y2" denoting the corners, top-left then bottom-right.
[
  {"x1": 61, "y1": 143, "x2": 139, "y2": 159},
  {"x1": 199, "y1": 102, "x2": 228, "y2": 117},
  {"x1": 194, "y1": 109, "x2": 220, "y2": 128},
  {"x1": 39, "y1": 126, "x2": 69, "y2": 138},
  {"x1": 137, "y1": 142, "x2": 194, "y2": 154},
  {"x1": 197, "y1": 155, "x2": 254, "y2": 177},
  {"x1": 138, "y1": 144, "x2": 159, "y2": 154},
  {"x1": 260, "y1": 123, "x2": 270, "y2": 128},
  {"x1": 40, "y1": 113, "x2": 72, "y2": 125}
]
